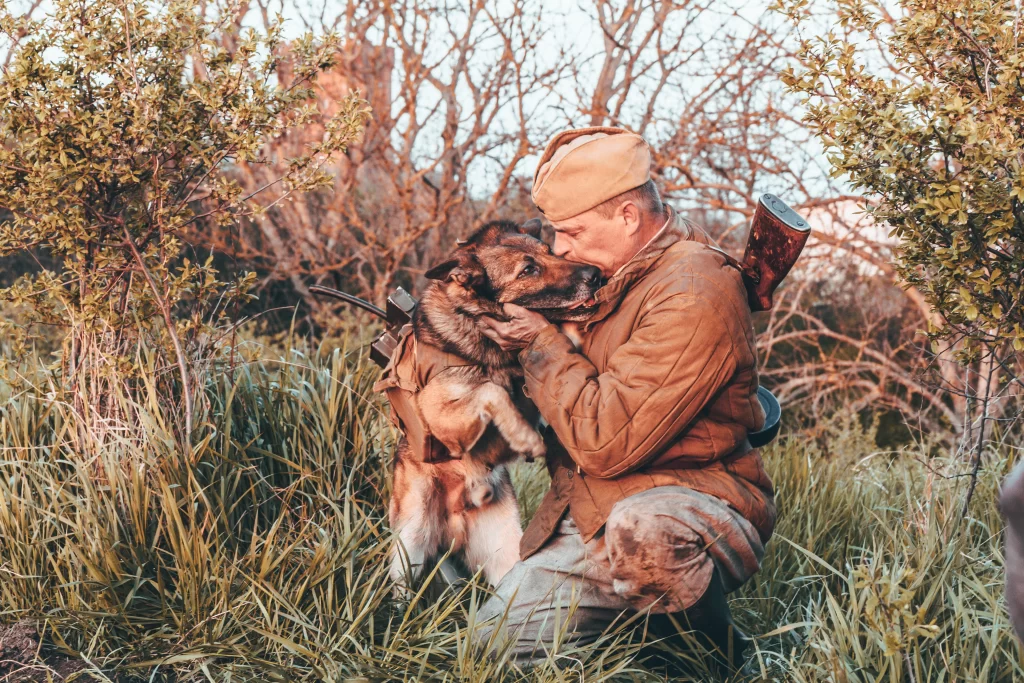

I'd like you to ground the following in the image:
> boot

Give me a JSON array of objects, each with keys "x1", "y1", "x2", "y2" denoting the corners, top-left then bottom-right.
[{"x1": 646, "y1": 569, "x2": 752, "y2": 675}]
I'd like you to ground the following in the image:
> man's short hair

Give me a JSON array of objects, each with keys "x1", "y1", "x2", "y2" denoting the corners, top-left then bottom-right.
[{"x1": 591, "y1": 179, "x2": 663, "y2": 219}]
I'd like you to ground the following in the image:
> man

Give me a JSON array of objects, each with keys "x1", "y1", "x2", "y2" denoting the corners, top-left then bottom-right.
[{"x1": 473, "y1": 127, "x2": 776, "y2": 668}]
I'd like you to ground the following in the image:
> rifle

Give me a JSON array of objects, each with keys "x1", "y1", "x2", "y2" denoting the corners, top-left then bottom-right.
[
  {"x1": 310, "y1": 194, "x2": 809, "y2": 448},
  {"x1": 308, "y1": 284, "x2": 416, "y2": 368}
]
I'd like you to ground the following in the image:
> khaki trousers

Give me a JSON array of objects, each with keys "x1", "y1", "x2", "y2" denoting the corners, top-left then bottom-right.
[{"x1": 474, "y1": 486, "x2": 764, "y2": 663}]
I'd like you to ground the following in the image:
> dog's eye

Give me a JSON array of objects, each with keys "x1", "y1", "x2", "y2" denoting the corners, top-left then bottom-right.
[{"x1": 518, "y1": 263, "x2": 540, "y2": 279}]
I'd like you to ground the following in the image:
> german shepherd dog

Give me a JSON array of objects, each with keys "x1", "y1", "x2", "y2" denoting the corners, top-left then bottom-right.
[{"x1": 389, "y1": 219, "x2": 601, "y2": 588}]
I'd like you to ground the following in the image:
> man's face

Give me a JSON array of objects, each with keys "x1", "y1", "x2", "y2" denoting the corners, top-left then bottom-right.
[{"x1": 549, "y1": 203, "x2": 640, "y2": 277}]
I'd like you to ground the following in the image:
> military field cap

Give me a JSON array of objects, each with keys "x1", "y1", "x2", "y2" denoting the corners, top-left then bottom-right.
[{"x1": 532, "y1": 126, "x2": 651, "y2": 222}]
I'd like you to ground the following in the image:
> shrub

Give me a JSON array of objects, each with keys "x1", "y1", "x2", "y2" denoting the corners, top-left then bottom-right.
[
  {"x1": 0, "y1": 0, "x2": 369, "y2": 436},
  {"x1": 778, "y1": 0, "x2": 1024, "y2": 366}
]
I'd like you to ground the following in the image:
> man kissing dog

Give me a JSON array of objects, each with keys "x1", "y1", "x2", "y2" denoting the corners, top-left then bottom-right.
[{"x1": 473, "y1": 127, "x2": 775, "y2": 669}]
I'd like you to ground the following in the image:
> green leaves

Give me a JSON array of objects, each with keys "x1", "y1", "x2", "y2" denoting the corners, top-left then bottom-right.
[
  {"x1": 779, "y1": 0, "x2": 1024, "y2": 361},
  {"x1": 0, "y1": 0, "x2": 368, "y2": 422}
]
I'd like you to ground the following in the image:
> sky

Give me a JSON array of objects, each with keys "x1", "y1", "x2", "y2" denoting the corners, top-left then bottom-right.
[{"x1": 1, "y1": 0, "x2": 839, "y2": 205}]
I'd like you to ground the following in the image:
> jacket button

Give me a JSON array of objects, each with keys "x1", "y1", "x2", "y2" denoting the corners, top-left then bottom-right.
[{"x1": 566, "y1": 469, "x2": 573, "y2": 479}]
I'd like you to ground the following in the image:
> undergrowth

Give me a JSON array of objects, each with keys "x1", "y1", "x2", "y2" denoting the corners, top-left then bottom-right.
[{"x1": 0, "y1": 334, "x2": 1020, "y2": 681}]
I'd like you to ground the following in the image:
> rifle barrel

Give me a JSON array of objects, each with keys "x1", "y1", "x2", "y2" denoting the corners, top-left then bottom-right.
[{"x1": 308, "y1": 285, "x2": 388, "y2": 320}]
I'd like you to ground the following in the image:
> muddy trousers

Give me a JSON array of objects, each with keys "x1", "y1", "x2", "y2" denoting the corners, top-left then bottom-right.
[{"x1": 473, "y1": 486, "x2": 765, "y2": 665}]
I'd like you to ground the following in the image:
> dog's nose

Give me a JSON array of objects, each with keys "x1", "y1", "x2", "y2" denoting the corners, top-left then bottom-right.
[{"x1": 580, "y1": 265, "x2": 601, "y2": 287}]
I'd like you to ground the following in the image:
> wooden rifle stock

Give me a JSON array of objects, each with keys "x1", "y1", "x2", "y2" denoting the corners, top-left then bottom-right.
[{"x1": 738, "y1": 194, "x2": 811, "y2": 312}]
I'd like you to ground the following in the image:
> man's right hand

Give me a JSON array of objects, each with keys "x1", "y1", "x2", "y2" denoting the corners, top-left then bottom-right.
[{"x1": 478, "y1": 303, "x2": 552, "y2": 352}]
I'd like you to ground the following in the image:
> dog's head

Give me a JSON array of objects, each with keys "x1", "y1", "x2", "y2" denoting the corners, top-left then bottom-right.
[{"x1": 424, "y1": 220, "x2": 602, "y2": 322}]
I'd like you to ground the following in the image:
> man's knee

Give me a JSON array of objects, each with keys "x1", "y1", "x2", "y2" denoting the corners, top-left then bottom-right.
[
  {"x1": 603, "y1": 486, "x2": 766, "y2": 612},
  {"x1": 604, "y1": 495, "x2": 713, "y2": 612}
]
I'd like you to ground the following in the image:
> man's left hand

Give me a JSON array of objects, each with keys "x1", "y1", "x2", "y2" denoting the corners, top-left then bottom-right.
[{"x1": 479, "y1": 304, "x2": 551, "y2": 352}]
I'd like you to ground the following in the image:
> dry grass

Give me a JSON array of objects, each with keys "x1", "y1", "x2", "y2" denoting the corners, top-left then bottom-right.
[{"x1": 0, "y1": 334, "x2": 1020, "y2": 681}]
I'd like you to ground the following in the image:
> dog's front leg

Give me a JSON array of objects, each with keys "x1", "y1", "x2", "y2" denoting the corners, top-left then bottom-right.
[
  {"x1": 419, "y1": 380, "x2": 546, "y2": 462},
  {"x1": 468, "y1": 383, "x2": 546, "y2": 461}
]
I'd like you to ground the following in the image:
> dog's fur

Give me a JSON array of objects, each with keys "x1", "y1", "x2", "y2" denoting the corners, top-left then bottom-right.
[{"x1": 389, "y1": 220, "x2": 601, "y2": 587}]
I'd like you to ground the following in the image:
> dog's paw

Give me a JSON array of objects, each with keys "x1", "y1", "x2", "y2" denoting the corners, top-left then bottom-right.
[
  {"x1": 519, "y1": 430, "x2": 546, "y2": 462},
  {"x1": 503, "y1": 423, "x2": 546, "y2": 462},
  {"x1": 464, "y1": 476, "x2": 496, "y2": 509}
]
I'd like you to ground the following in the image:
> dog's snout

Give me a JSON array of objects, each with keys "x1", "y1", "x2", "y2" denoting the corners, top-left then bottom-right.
[{"x1": 579, "y1": 265, "x2": 601, "y2": 288}]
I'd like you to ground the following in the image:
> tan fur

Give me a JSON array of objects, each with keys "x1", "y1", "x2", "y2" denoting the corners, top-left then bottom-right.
[
  {"x1": 560, "y1": 322, "x2": 583, "y2": 349},
  {"x1": 389, "y1": 444, "x2": 522, "y2": 586},
  {"x1": 388, "y1": 220, "x2": 601, "y2": 590}
]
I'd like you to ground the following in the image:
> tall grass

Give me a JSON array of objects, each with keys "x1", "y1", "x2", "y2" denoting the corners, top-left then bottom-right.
[{"x1": 0, "y1": 335, "x2": 1020, "y2": 681}]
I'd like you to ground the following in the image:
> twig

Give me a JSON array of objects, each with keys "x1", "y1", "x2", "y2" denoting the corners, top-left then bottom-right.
[
  {"x1": 960, "y1": 349, "x2": 996, "y2": 520},
  {"x1": 903, "y1": 649, "x2": 917, "y2": 683},
  {"x1": 122, "y1": 226, "x2": 193, "y2": 442}
]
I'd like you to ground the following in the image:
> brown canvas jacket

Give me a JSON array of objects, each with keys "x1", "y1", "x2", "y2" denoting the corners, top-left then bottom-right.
[{"x1": 519, "y1": 208, "x2": 776, "y2": 559}]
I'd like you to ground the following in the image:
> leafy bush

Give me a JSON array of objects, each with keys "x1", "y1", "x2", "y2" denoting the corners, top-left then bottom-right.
[
  {"x1": 0, "y1": 335, "x2": 1019, "y2": 681},
  {"x1": 779, "y1": 0, "x2": 1024, "y2": 364},
  {"x1": 0, "y1": 0, "x2": 369, "y2": 435}
]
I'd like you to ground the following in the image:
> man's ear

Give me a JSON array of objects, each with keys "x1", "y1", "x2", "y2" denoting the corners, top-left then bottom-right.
[
  {"x1": 520, "y1": 218, "x2": 543, "y2": 239},
  {"x1": 620, "y1": 200, "x2": 643, "y2": 236}
]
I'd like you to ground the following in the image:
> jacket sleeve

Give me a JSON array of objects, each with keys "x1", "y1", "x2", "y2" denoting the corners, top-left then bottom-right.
[{"x1": 519, "y1": 291, "x2": 737, "y2": 479}]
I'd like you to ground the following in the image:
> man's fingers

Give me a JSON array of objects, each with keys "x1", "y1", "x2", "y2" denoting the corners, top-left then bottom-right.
[
  {"x1": 479, "y1": 315, "x2": 511, "y2": 333},
  {"x1": 503, "y1": 303, "x2": 530, "y2": 316},
  {"x1": 479, "y1": 322, "x2": 508, "y2": 345},
  {"x1": 482, "y1": 330, "x2": 512, "y2": 350}
]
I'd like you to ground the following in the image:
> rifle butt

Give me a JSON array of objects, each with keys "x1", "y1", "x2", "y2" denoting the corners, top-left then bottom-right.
[{"x1": 741, "y1": 194, "x2": 811, "y2": 312}]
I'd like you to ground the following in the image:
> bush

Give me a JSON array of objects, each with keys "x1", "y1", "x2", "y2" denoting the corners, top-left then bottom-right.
[
  {"x1": 0, "y1": 0, "x2": 369, "y2": 436},
  {"x1": 778, "y1": 0, "x2": 1024, "y2": 364}
]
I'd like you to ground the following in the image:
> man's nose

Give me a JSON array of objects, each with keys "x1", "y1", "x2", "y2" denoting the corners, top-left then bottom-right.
[{"x1": 553, "y1": 234, "x2": 570, "y2": 257}]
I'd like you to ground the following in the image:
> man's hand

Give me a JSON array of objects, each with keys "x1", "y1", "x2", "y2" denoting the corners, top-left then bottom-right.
[{"x1": 479, "y1": 303, "x2": 551, "y2": 352}]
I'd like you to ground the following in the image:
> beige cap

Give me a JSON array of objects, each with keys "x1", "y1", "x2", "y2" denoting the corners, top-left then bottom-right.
[{"x1": 532, "y1": 126, "x2": 651, "y2": 221}]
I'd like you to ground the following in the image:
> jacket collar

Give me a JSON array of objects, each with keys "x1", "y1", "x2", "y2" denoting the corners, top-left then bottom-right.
[{"x1": 582, "y1": 207, "x2": 700, "y2": 330}]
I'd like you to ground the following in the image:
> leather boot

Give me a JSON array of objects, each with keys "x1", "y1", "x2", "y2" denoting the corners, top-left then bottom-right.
[{"x1": 646, "y1": 569, "x2": 752, "y2": 674}]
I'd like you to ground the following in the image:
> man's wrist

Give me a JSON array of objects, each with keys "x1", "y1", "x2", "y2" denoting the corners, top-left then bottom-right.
[{"x1": 518, "y1": 323, "x2": 567, "y2": 367}]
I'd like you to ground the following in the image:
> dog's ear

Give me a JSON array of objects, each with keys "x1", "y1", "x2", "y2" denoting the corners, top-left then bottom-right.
[
  {"x1": 425, "y1": 254, "x2": 486, "y2": 289},
  {"x1": 425, "y1": 259, "x2": 459, "y2": 282},
  {"x1": 520, "y1": 218, "x2": 543, "y2": 239}
]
